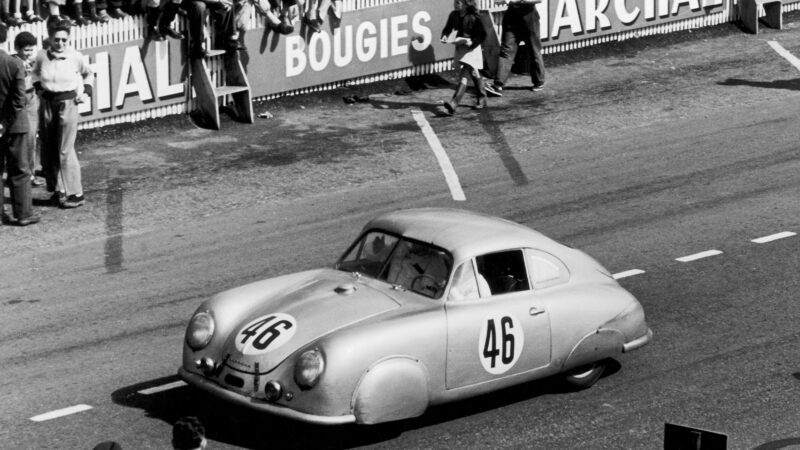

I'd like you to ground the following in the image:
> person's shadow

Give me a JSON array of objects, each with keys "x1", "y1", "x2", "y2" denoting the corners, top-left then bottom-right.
[
  {"x1": 718, "y1": 78, "x2": 800, "y2": 90},
  {"x1": 112, "y1": 361, "x2": 619, "y2": 449}
]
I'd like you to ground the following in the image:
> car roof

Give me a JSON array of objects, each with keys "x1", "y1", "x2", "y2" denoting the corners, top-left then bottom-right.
[{"x1": 363, "y1": 208, "x2": 563, "y2": 262}]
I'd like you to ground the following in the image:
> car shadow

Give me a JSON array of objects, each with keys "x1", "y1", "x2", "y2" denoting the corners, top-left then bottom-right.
[
  {"x1": 717, "y1": 78, "x2": 800, "y2": 91},
  {"x1": 112, "y1": 360, "x2": 620, "y2": 449}
]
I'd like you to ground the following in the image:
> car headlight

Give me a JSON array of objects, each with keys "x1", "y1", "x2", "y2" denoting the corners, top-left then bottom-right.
[
  {"x1": 186, "y1": 311, "x2": 215, "y2": 350},
  {"x1": 294, "y1": 348, "x2": 325, "y2": 389}
]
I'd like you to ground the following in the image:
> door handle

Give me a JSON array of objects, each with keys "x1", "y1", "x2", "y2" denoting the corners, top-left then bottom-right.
[{"x1": 529, "y1": 306, "x2": 545, "y2": 316}]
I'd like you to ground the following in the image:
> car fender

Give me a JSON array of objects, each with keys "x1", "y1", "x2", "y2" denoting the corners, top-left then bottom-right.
[
  {"x1": 351, "y1": 355, "x2": 430, "y2": 424},
  {"x1": 561, "y1": 329, "x2": 625, "y2": 371}
]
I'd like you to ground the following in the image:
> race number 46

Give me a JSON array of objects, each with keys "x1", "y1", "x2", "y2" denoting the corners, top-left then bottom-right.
[
  {"x1": 235, "y1": 313, "x2": 297, "y2": 355},
  {"x1": 479, "y1": 314, "x2": 524, "y2": 374}
]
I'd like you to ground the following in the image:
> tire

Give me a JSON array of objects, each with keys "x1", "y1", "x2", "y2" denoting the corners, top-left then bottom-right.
[{"x1": 564, "y1": 360, "x2": 606, "y2": 389}]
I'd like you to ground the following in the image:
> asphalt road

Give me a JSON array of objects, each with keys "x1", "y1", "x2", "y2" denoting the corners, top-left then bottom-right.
[{"x1": 2, "y1": 14, "x2": 800, "y2": 450}]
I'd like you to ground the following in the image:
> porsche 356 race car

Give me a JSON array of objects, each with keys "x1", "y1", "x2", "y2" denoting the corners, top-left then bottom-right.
[{"x1": 178, "y1": 208, "x2": 652, "y2": 425}]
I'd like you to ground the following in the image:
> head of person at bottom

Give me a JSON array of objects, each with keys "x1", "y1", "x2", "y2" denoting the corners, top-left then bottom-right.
[{"x1": 172, "y1": 416, "x2": 207, "y2": 450}]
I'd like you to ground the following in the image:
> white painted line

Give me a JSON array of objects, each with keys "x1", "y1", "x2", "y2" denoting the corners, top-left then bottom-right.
[
  {"x1": 767, "y1": 41, "x2": 800, "y2": 72},
  {"x1": 30, "y1": 404, "x2": 93, "y2": 422},
  {"x1": 613, "y1": 269, "x2": 646, "y2": 280},
  {"x1": 752, "y1": 231, "x2": 796, "y2": 244},
  {"x1": 676, "y1": 250, "x2": 723, "y2": 262},
  {"x1": 411, "y1": 110, "x2": 466, "y2": 202},
  {"x1": 138, "y1": 380, "x2": 187, "y2": 395}
]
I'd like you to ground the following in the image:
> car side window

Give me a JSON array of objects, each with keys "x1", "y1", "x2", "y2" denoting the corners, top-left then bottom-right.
[
  {"x1": 475, "y1": 250, "x2": 530, "y2": 296},
  {"x1": 448, "y1": 262, "x2": 480, "y2": 301},
  {"x1": 525, "y1": 249, "x2": 569, "y2": 289}
]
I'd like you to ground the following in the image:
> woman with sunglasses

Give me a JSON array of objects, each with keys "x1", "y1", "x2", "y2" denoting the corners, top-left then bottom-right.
[{"x1": 32, "y1": 18, "x2": 93, "y2": 209}]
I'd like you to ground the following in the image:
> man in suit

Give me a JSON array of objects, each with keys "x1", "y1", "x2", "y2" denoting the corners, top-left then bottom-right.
[{"x1": 0, "y1": 23, "x2": 39, "y2": 226}]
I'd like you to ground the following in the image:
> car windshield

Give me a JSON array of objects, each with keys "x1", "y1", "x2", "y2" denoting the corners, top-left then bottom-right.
[{"x1": 336, "y1": 231, "x2": 453, "y2": 299}]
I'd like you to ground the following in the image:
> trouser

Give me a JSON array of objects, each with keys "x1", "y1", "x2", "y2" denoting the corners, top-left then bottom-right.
[
  {"x1": 96, "y1": 0, "x2": 124, "y2": 9},
  {"x1": 0, "y1": 132, "x2": 34, "y2": 221},
  {"x1": 183, "y1": 0, "x2": 234, "y2": 44},
  {"x1": 39, "y1": 97, "x2": 83, "y2": 197},
  {"x1": 495, "y1": 8, "x2": 545, "y2": 87}
]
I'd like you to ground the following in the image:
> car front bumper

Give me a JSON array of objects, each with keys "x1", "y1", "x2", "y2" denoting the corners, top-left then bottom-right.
[
  {"x1": 623, "y1": 327, "x2": 653, "y2": 352},
  {"x1": 178, "y1": 368, "x2": 356, "y2": 425}
]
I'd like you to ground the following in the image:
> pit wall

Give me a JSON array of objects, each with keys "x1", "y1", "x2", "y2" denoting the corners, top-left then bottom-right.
[{"x1": 1, "y1": 0, "x2": 798, "y2": 129}]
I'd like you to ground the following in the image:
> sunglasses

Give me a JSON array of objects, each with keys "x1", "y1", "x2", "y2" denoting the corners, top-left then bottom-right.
[{"x1": 53, "y1": 38, "x2": 69, "y2": 42}]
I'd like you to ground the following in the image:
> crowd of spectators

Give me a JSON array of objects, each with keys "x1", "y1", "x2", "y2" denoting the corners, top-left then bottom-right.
[{"x1": 1, "y1": 0, "x2": 346, "y2": 58}]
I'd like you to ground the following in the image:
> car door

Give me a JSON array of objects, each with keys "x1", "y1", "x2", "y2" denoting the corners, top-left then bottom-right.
[{"x1": 445, "y1": 249, "x2": 552, "y2": 390}]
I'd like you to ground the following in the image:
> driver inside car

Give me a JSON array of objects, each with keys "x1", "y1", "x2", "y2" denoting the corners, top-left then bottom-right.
[{"x1": 383, "y1": 241, "x2": 449, "y2": 296}]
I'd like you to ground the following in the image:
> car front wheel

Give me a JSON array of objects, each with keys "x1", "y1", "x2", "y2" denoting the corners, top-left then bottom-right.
[{"x1": 564, "y1": 360, "x2": 606, "y2": 389}]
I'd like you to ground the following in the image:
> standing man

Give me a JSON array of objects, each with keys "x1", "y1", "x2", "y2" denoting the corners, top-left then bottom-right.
[
  {"x1": 485, "y1": 0, "x2": 545, "y2": 96},
  {"x1": 1, "y1": 23, "x2": 39, "y2": 226},
  {"x1": 32, "y1": 18, "x2": 93, "y2": 209}
]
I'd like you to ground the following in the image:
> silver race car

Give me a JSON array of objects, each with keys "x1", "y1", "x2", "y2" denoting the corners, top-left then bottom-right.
[{"x1": 179, "y1": 208, "x2": 652, "y2": 425}]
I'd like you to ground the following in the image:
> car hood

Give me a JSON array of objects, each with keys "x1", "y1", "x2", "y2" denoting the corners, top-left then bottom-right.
[{"x1": 220, "y1": 269, "x2": 400, "y2": 374}]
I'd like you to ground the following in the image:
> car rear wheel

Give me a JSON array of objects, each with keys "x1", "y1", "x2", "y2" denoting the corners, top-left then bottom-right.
[{"x1": 564, "y1": 360, "x2": 606, "y2": 389}]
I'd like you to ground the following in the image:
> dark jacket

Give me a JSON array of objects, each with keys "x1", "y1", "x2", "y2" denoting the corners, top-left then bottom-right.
[
  {"x1": 441, "y1": 10, "x2": 487, "y2": 51},
  {"x1": 0, "y1": 49, "x2": 28, "y2": 134}
]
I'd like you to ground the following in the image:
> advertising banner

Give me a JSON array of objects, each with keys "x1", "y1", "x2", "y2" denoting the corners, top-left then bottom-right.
[
  {"x1": 536, "y1": 0, "x2": 723, "y2": 43},
  {"x1": 79, "y1": 39, "x2": 185, "y2": 120},
  {"x1": 70, "y1": 0, "x2": 729, "y2": 124},
  {"x1": 240, "y1": 0, "x2": 455, "y2": 95}
]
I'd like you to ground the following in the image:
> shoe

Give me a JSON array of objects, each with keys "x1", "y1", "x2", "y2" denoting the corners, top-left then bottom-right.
[
  {"x1": 277, "y1": 22, "x2": 294, "y2": 34},
  {"x1": 474, "y1": 96, "x2": 487, "y2": 110},
  {"x1": 25, "y1": 13, "x2": 43, "y2": 22},
  {"x1": 16, "y1": 215, "x2": 41, "y2": 226},
  {"x1": 108, "y1": 8, "x2": 129, "y2": 19},
  {"x1": 305, "y1": 17, "x2": 321, "y2": 33},
  {"x1": 5, "y1": 15, "x2": 22, "y2": 26},
  {"x1": 159, "y1": 26, "x2": 183, "y2": 39},
  {"x1": 485, "y1": 83, "x2": 502, "y2": 97},
  {"x1": 96, "y1": 9, "x2": 111, "y2": 22},
  {"x1": 531, "y1": 82, "x2": 545, "y2": 92},
  {"x1": 444, "y1": 101, "x2": 456, "y2": 115},
  {"x1": 61, "y1": 194, "x2": 85, "y2": 208},
  {"x1": 31, "y1": 177, "x2": 45, "y2": 187},
  {"x1": 51, "y1": 191, "x2": 67, "y2": 206}
]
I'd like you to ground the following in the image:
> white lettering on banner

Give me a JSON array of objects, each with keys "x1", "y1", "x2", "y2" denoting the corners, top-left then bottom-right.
[
  {"x1": 115, "y1": 46, "x2": 153, "y2": 108},
  {"x1": 411, "y1": 11, "x2": 432, "y2": 52},
  {"x1": 544, "y1": 0, "x2": 703, "y2": 39},
  {"x1": 551, "y1": 0, "x2": 583, "y2": 38},
  {"x1": 670, "y1": 0, "x2": 700, "y2": 15},
  {"x1": 89, "y1": 52, "x2": 110, "y2": 110},
  {"x1": 356, "y1": 21, "x2": 378, "y2": 62},
  {"x1": 286, "y1": 10, "x2": 433, "y2": 77},
  {"x1": 286, "y1": 36, "x2": 306, "y2": 77},
  {"x1": 156, "y1": 41, "x2": 183, "y2": 98},
  {"x1": 586, "y1": 0, "x2": 612, "y2": 31},
  {"x1": 334, "y1": 27, "x2": 353, "y2": 67},
  {"x1": 617, "y1": 0, "x2": 641, "y2": 24},
  {"x1": 309, "y1": 32, "x2": 331, "y2": 71},
  {"x1": 391, "y1": 15, "x2": 409, "y2": 56},
  {"x1": 380, "y1": 18, "x2": 389, "y2": 58}
]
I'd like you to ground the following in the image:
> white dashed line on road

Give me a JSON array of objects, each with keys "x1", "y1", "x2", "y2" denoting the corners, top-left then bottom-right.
[
  {"x1": 752, "y1": 231, "x2": 796, "y2": 244},
  {"x1": 30, "y1": 404, "x2": 93, "y2": 422},
  {"x1": 767, "y1": 41, "x2": 800, "y2": 72},
  {"x1": 138, "y1": 380, "x2": 187, "y2": 395},
  {"x1": 613, "y1": 269, "x2": 646, "y2": 279},
  {"x1": 676, "y1": 250, "x2": 723, "y2": 262},
  {"x1": 411, "y1": 110, "x2": 466, "y2": 202}
]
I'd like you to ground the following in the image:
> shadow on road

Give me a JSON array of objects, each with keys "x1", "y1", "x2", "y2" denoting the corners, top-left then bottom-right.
[
  {"x1": 718, "y1": 78, "x2": 800, "y2": 91},
  {"x1": 111, "y1": 361, "x2": 620, "y2": 449}
]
